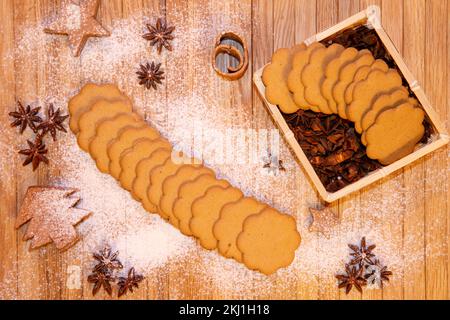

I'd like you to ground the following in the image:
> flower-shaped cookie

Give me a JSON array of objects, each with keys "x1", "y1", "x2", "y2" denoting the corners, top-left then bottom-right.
[{"x1": 237, "y1": 208, "x2": 301, "y2": 275}]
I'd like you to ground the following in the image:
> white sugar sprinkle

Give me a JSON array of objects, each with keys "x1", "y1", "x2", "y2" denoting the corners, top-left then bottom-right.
[{"x1": 1, "y1": 8, "x2": 448, "y2": 299}]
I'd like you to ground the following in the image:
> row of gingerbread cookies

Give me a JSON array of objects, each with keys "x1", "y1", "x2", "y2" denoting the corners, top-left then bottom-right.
[
  {"x1": 68, "y1": 83, "x2": 301, "y2": 275},
  {"x1": 262, "y1": 42, "x2": 425, "y2": 165}
]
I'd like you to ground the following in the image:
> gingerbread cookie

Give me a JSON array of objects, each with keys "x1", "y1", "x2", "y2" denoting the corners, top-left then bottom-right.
[
  {"x1": 365, "y1": 102, "x2": 425, "y2": 165},
  {"x1": 69, "y1": 83, "x2": 128, "y2": 133},
  {"x1": 288, "y1": 42, "x2": 325, "y2": 111},
  {"x1": 43, "y1": 0, "x2": 110, "y2": 57},
  {"x1": 344, "y1": 59, "x2": 389, "y2": 105},
  {"x1": 89, "y1": 112, "x2": 142, "y2": 173},
  {"x1": 360, "y1": 88, "x2": 410, "y2": 143},
  {"x1": 69, "y1": 83, "x2": 302, "y2": 274},
  {"x1": 347, "y1": 69, "x2": 403, "y2": 133},
  {"x1": 107, "y1": 125, "x2": 160, "y2": 179},
  {"x1": 344, "y1": 65, "x2": 371, "y2": 105},
  {"x1": 236, "y1": 208, "x2": 301, "y2": 275},
  {"x1": 77, "y1": 100, "x2": 133, "y2": 151},
  {"x1": 302, "y1": 43, "x2": 344, "y2": 114},
  {"x1": 213, "y1": 197, "x2": 266, "y2": 262},
  {"x1": 333, "y1": 49, "x2": 374, "y2": 119},
  {"x1": 262, "y1": 44, "x2": 306, "y2": 114},
  {"x1": 118, "y1": 138, "x2": 171, "y2": 191},
  {"x1": 361, "y1": 97, "x2": 417, "y2": 146},
  {"x1": 173, "y1": 174, "x2": 230, "y2": 236},
  {"x1": 159, "y1": 165, "x2": 215, "y2": 226},
  {"x1": 15, "y1": 187, "x2": 92, "y2": 251},
  {"x1": 190, "y1": 186, "x2": 243, "y2": 250},
  {"x1": 321, "y1": 47, "x2": 359, "y2": 114},
  {"x1": 146, "y1": 158, "x2": 182, "y2": 212},
  {"x1": 131, "y1": 148, "x2": 171, "y2": 203}
]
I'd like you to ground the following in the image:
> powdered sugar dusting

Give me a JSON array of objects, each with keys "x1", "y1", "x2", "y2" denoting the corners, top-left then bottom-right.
[
  {"x1": 0, "y1": 135, "x2": 16, "y2": 186},
  {"x1": 114, "y1": 222, "x2": 195, "y2": 272},
  {"x1": 49, "y1": 136, "x2": 196, "y2": 272},
  {"x1": 185, "y1": 176, "x2": 426, "y2": 296},
  {"x1": 1, "y1": 6, "x2": 448, "y2": 299}
]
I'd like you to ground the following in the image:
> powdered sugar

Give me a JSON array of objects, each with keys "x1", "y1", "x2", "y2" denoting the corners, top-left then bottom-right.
[
  {"x1": 49, "y1": 136, "x2": 196, "y2": 270},
  {"x1": 65, "y1": 3, "x2": 82, "y2": 31},
  {"x1": 1, "y1": 7, "x2": 447, "y2": 299},
  {"x1": 114, "y1": 221, "x2": 195, "y2": 272}
]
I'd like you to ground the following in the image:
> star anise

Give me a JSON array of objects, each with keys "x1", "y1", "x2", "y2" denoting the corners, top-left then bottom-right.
[
  {"x1": 117, "y1": 267, "x2": 144, "y2": 298},
  {"x1": 93, "y1": 247, "x2": 123, "y2": 273},
  {"x1": 9, "y1": 101, "x2": 42, "y2": 134},
  {"x1": 336, "y1": 264, "x2": 367, "y2": 294},
  {"x1": 283, "y1": 108, "x2": 382, "y2": 192},
  {"x1": 364, "y1": 259, "x2": 392, "y2": 288},
  {"x1": 348, "y1": 237, "x2": 376, "y2": 267},
  {"x1": 18, "y1": 136, "x2": 49, "y2": 171},
  {"x1": 143, "y1": 18, "x2": 175, "y2": 54},
  {"x1": 136, "y1": 62, "x2": 165, "y2": 90},
  {"x1": 87, "y1": 270, "x2": 114, "y2": 296},
  {"x1": 37, "y1": 104, "x2": 69, "y2": 141}
]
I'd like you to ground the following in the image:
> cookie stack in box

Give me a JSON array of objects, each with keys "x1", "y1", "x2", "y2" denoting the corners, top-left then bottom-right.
[
  {"x1": 262, "y1": 42, "x2": 425, "y2": 165},
  {"x1": 68, "y1": 83, "x2": 301, "y2": 275}
]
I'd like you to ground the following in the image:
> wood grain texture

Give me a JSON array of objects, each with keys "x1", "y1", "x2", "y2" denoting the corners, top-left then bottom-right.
[
  {"x1": 380, "y1": 0, "x2": 404, "y2": 299},
  {"x1": 0, "y1": 0, "x2": 448, "y2": 300},
  {"x1": 273, "y1": 0, "x2": 298, "y2": 299},
  {"x1": 424, "y1": 0, "x2": 448, "y2": 300},
  {"x1": 402, "y1": 0, "x2": 426, "y2": 300},
  {"x1": 14, "y1": 0, "x2": 44, "y2": 300},
  {"x1": 447, "y1": 0, "x2": 450, "y2": 299},
  {"x1": 0, "y1": 0, "x2": 18, "y2": 300}
]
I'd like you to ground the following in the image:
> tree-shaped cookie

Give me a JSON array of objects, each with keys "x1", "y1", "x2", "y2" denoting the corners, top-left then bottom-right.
[{"x1": 15, "y1": 186, "x2": 92, "y2": 251}]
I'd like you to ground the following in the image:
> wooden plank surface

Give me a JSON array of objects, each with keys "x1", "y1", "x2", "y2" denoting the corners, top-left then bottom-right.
[
  {"x1": 423, "y1": 0, "x2": 448, "y2": 300},
  {"x1": 381, "y1": 0, "x2": 406, "y2": 299},
  {"x1": 0, "y1": 0, "x2": 448, "y2": 300},
  {"x1": 402, "y1": 0, "x2": 427, "y2": 300}
]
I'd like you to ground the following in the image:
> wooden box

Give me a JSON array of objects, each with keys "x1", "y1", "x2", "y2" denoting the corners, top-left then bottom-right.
[{"x1": 253, "y1": 6, "x2": 449, "y2": 203}]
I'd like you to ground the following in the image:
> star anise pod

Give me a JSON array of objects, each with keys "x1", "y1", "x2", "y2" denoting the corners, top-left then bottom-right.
[
  {"x1": 143, "y1": 18, "x2": 175, "y2": 54},
  {"x1": 348, "y1": 236, "x2": 376, "y2": 267},
  {"x1": 283, "y1": 108, "x2": 382, "y2": 192},
  {"x1": 336, "y1": 264, "x2": 367, "y2": 294},
  {"x1": 117, "y1": 267, "x2": 144, "y2": 298},
  {"x1": 365, "y1": 259, "x2": 393, "y2": 288},
  {"x1": 87, "y1": 270, "x2": 114, "y2": 296},
  {"x1": 93, "y1": 247, "x2": 123, "y2": 273},
  {"x1": 18, "y1": 136, "x2": 49, "y2": 171},
  {"x1": 137, "y1": 62, "x2": 165, "y2": 90},
  {"x1": 9, "y1": 101, "x2": 42, "y2": 134},
  {"x1": 37, "y1": 104, "x2": 68, "y2": 141}
]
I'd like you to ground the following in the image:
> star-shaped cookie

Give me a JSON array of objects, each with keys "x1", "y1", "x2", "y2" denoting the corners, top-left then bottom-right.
[
  {"x1": 308, "y1": 206, "x2": 339, "y2": 238},
  {"x1": 44, "y1": 0, "x2": 110, "y2": 57}
]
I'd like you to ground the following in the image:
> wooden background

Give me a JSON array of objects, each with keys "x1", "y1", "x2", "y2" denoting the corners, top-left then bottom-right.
[{"x1": 0, "y1": 0, "x2": 448, "y2": 300}]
